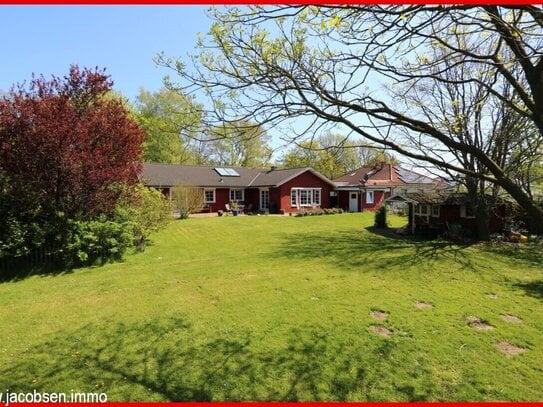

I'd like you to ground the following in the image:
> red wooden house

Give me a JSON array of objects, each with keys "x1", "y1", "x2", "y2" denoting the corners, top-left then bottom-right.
[
  {"x1": 140, "y1": 163, "x2": 336, "y2": 214},
  {"x1": 385, "y1": 192, "x2": 508, "y2": 236},
  {"x1": 333, "y1": 163, "x2": 449, "y2": 212}
]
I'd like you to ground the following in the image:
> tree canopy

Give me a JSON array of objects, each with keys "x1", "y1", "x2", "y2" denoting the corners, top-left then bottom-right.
[
  {"x1": 205, "y1": 120, "x2": 273, "y2": 168},
  {"x1": 135, "y1": 89, "x2": 272, "y2": 168},
  {"x1": 160, "y1": 5, "x2": 543, "y2": 232},
  {"x1": 0, "y1": 65, "x2": 144, "y2": 218},
  {"x1": 0, "y1": 66, "x2": 147, "y2": 264},
  {"x1": 135, "y1": 87, "x2": 203, "y2": 165},
  {"x1": 281, "y1": 133, "x2": 397, "y2": 179}
]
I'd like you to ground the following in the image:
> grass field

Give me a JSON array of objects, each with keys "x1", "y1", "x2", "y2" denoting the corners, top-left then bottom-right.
[{"x1": 0, "y1": 213, "x2": 542, "y2": 401}]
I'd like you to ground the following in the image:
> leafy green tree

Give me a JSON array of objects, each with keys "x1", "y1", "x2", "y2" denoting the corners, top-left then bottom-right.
[
  {"x1": 394, "y1": 40, "x2": 543, "y2": 239},
  {"x1": 135, "y1": 88, "x2": 204, "y2": 164},
  {"x1": 282, "y1": 133, "x2": 397, "y2": 179},
  {"x1": 207, "y1": 120, "x2": 272, "y2": 167},
  {"x1": 0, "y1": 66, "x2": 144, "y2": 219},
  {"x1": 0, "y1": 66, "x2": 145, "y2": 269}
]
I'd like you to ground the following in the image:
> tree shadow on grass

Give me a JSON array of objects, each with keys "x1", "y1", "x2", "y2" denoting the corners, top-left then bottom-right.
[
  {"x1": 478, "y1": 241, "x2": 543, "y2": 267},
  {"x1": 0, "y1": 252, "x2": 132, "y2": 284},
  {"x1": 0, "y1": 264, "x2": 75, "y2": 284},
  {"x1": 0, "y1": 316, "x2": 432, "y2": 401},
  {"x1": 368, "y1": 227, "x2": 474, "y2": 269},
  {"x1": 272, "y1": 226, "x2": 474, "y2": 272},
  {"x1": 512, "y1": 280, "x2": 543, "y2": 300}
]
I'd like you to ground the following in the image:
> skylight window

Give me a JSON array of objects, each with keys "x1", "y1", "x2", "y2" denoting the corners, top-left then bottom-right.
[{"x1": 215, "y1": 167, "x2": 240, "y2": 177}]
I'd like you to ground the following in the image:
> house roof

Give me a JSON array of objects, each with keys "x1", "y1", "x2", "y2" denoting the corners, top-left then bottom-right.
[
  {"x1": 333, "y1": 163, "x2": 446, "y2": 187},
  {"x1": 139, "y1": 163, "x2": 335, "y2": 188}
]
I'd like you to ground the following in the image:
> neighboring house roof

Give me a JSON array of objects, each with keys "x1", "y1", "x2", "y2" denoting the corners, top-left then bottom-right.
[
  {"x1": 333, "y1": 163, "x2": 447, "y2": 188},
  {"x1": 139, "y1": 163, "x2": 335, "y2": 188}
]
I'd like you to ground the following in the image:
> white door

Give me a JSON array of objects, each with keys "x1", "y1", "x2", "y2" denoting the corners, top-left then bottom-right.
[{"x1": 349, "y1": 192, "x2": 359, "y2": 212}]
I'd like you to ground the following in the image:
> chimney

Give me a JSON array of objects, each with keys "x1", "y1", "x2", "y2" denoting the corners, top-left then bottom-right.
[{"x1": 389, "y1": 163, "x2": 393, "y2": 181}]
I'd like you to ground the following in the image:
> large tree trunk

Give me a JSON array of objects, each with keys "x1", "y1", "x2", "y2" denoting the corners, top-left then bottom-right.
[
  {"x1": 464, "y1": 147, "x2": 543, "y2": 235},
  {"x1": 466, "y1": 178, "x2": 491, "y2": 241},
  {"x1": 475, "y1": 198, "x2": 491, "y2": 241},
  {"x1": 497, "y1": 176, "x2": 543, "y2": 234}
]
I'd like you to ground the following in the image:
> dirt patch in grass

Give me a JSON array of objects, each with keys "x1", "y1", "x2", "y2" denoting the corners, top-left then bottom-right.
[
  {"x1": 500, "y1": 314, "x2": 523, "y2": 324},
  {"x1": 466, "y1": 316, "x2": 495, "y2": 331},
  {"x1": 370, "y1": 325, "x2": 391, "y2": 337},
  {"x1": 414, "y1": 301, "x2": 433, "y2": 310},
  {"x1": 370, "y1": 310, "x2": 389, "y2": 321},
  {"x1": 486, "y1": 293, "x2": 498, "y2": 299},
  {"x1": 496, "y1": 341, "x2": 527, "y2": 356}
]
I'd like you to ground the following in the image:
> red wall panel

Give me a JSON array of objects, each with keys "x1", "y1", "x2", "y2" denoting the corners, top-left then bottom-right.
[{"x1": 361, "y1": 190, "x2": 386, "y2": 211}]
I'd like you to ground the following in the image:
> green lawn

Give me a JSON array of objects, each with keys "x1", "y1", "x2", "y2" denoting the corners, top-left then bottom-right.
[{"x1": 0, "y1": 213, "x2": 542, "y2": 401}]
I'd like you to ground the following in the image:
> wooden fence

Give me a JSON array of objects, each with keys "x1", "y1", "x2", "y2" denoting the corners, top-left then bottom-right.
[{"x1": 0, "y1": 245, "x2": 62, "y2": 275}]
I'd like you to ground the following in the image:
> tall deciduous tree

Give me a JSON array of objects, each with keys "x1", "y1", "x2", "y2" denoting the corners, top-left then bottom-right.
[
  {"x1": 396, "y1": 43, "x2": 542, "y2": 239},
  {"x1": 135, "y1": 87, "x2": 204, "y2": 164},
  {"x1": 282, "y1": 133, "x2": 397, "y2": 179},
  {"x1": 206, "y1": 120, "x2": 273, "y2": 167},
  {"x1": 0, "y1": 65, "x2": 145, "y2": 219},
  {"x1": 160, "y1": 5, "x2": 543, "y2": 233}
]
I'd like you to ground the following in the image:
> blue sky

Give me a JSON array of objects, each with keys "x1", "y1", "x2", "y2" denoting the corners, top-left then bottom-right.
[{"x1": 0, "y1": 6, "x2": 212, "y2": 101}]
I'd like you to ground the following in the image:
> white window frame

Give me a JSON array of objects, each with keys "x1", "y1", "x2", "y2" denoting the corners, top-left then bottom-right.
[
  {"x1": 314, "y1": 189, "x2": 322, "y2": 206},
  {"x1": 313, "y1": 189, "x2": 321, "y2": 205},
  {"x1": 415, "y1": 204, "x2": 430, "y2": 216},
  {"x1": 366, "y1": 190, "x2": 374, "y2": 204},
  {"x1": 291, "y1": 189, "x2": 297, "y2": 207},
  {"x1": 290, "y1": 188, "x2": 322, "y2": 208},
  {"x1": 432, "y1": 205, "x2": 440, "y2": 217},
  {"x1": 300, "y1": 189, "x2": 311, "y2": 206},
  {"x1": 204, "y1": 189, "x2": 216, "y2": 204},
  {"x1": 229, "y1": 188, "x2": 244, "y2": 202}
]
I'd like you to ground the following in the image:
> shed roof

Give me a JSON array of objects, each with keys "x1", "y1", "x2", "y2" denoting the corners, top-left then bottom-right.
[{"x1": 386, "y1": 192, "x2": 493, "y2": 205}]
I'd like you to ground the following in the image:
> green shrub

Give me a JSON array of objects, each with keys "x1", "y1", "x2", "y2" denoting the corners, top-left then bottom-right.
[
  {"x1": 117, "y1": 185, "x2": 172, "y2": 251},
  {"x1": 64, "y1": 216, "x2": 133, "y2": 266},
  {"x1": 1, "y1": 185, "x2": 171, "y2": 272},
  {"x1": 170, "y1": 185, "x2": 204, "y2": 219},
  {"x1": 324, "y1": 208, "x2": 344, "y2": 215},
  {"x1": 0, "y1": 214, "x2": 29, "y2": 258},
  {"x1": 374, "y1": 205, "x2": 388, "y2": 228},
  {"x1": 296, "y1": 208, "x2": 344, "y2": 217}
]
